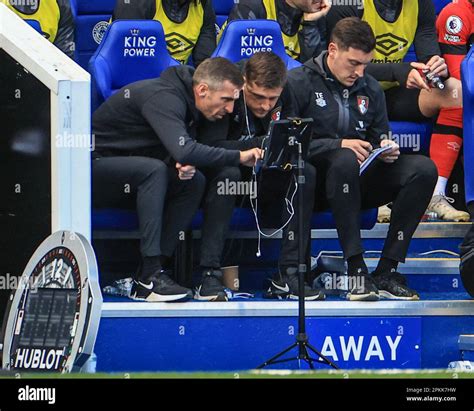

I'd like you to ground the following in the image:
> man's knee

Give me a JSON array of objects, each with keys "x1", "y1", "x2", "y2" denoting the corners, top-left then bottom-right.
[
  {"x1": 410, "y1": 155, "x2": 438, "y2": 184},
  {"x1": 439, "y1": 78, "x2": 463, "y2": 109},
  {"x1": 216, "y1": 166, "x2": 242, "y2": 183},
  {"x1": 189, "y1": 169, "x2": 207, "y2": 196},
  {"x1": 143, "y1": 158, "x2": 168, "y2": 181},
  {"x1": 330, "y1": 148, "x2": 360, "y2": 174}
]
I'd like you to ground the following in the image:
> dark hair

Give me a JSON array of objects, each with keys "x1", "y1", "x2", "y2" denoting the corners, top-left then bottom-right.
[
  {"x1": 329, "y1": 17, "x2": 376, "y2": 53},
  {"x1": 193, "y1": 57, "x2": 244, "y2": 89},
  {"x1": 244, "y1": 51, "x2": 287, "y2": 89}
]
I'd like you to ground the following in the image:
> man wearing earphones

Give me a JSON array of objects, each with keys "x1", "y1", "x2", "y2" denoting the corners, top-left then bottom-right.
[
  {"x1": 93, "y1": 58, "x2": 261, "y2": 303},
  {"x1": 197, "y1": 52, "x2": 322, "y2": 301}
]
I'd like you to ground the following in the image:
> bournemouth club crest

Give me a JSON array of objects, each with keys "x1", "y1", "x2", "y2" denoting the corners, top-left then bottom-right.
[{"x1": 357, "y1": 96, "x2": 369, "y2": 115}]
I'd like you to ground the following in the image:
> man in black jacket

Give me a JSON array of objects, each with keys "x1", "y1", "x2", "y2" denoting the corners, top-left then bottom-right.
[
  {"x1": 5, "y1": 0, "x2": 75, "y2": 58},
  {"x1": 93, "y1": 58, "x2": 261, "y2": 302},
  {"x1": 223, "y1": 0, "x2": 331, "y2": 62},
  {"x1": 196, "y1": 52, "x2": 321, "y2": 301},
  {"x1": 326, "y1": 1, "x2": 466, "y2": 221},
  {"x1": 112, "y1": 0, "x2": 216, "y2": 65},
  {"x1": 287, "y1": 17, "x2": 438, "y2": 301}
]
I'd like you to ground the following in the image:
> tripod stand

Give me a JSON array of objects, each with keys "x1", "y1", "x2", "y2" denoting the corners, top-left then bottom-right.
[{"x1": 257, "y1": 120, "x2": 339, "y2": 370}]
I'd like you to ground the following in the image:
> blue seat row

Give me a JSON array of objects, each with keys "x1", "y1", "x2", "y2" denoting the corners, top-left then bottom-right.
[{"x1": 85, "y1": 1, "x2": 461, "y2": 239}]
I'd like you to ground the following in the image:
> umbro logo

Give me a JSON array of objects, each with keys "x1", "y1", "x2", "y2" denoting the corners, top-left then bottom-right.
[
  {"x1": 165, "y1": 32, "x2": 194, "y2": 54},
  {"x1": 375, "y1": 33, "x2": 408, "y2": 57}
]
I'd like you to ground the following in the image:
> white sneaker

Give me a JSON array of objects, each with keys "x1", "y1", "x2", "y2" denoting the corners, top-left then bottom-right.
[
  {"x1": 377, "y1": 204, "x2": 391, "y2": 223},
  {"x1": 427, "y1": 195, "x2": 470, "y2": 222}
]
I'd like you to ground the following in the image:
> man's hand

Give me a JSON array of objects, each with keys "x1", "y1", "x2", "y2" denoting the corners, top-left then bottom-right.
[
  {"x1": 407, "y1": 62, "x2": 430, "y2": 91},
  {"x1": 425, "y1": 55, "x2": 448, "y2": 78},
  {"x1": 408, "y1": 56, "x2": 448, "y2": 91},
  {"x1": 239, "y1": 148, "x2": 262, "y2": 167},
  {"x1": 378, "y1": 139, "x2": 400, "y2": 163},
  {"x1": 176, "y1": 163, "x2": 196, "y2": 180},
  {"x1": 303, "y1": 0, "x2": 331, "y2": 21},
  {"x1": 341, "y1": 139, "x2": 373, "y2": 163}
]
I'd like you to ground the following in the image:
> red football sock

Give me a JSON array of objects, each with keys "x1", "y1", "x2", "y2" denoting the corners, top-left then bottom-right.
[{"x1": 430, "y1": 107, "x2": 463, "y2": 179}]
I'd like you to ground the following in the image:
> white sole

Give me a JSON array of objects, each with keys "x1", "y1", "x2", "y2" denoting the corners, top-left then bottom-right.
[
  {"x1": 346, "y1": 292, "x2": 380, "y2": 302},
  {"x1": 130, "y1": 292, "x2": 191, "y2": 302},
  {"x1": 378, "y1": 290, "x2": 420, "y2": 301},
  {"x1": 194, "y1": 293, "x2": 227, "y2": 302}
]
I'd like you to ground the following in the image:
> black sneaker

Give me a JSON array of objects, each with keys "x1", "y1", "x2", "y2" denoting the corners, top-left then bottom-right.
[
  {"x1": 195, "y1": 269, "x2": 228, "y2": 302},
  {"x1": 372, "y1": 271, "x2": 420, "y2": 301},
  {"x1": 130, "y1": 270, "x2": 192, "y2": 302},
  {"x1": 265, "y1": 267, "x2": 325, "y2": 301},
  {"x1": 346, "y1": 270, "x2": 379, "y2": 301}
]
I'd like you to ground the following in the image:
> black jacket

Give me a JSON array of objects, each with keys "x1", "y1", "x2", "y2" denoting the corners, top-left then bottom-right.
[
  {"x1": 112, "y1": 0, "x2": 216, "y2": 66},
  {"x1": 326, "y1": 0, "x2": 441, "y2": 86},
  {"x1": 92, "y1": 65, "x2": 240, "y2": 167},
  {"x1": 227, "y1": 0, "x2": 326, "y2": 62},
  {"x1": 286, "y1": 51, "x2": 390, "y2": 157},
  {"x1": 198, "y1": 87, "x2": 293, "y2": 151}
]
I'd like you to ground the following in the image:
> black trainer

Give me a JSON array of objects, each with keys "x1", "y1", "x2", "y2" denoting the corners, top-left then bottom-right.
[
  {"x1": 130, "y1": 270, "x2": 192, "y2": 302},
  {"x1": 346, "y1": 270, "x2": 379, "y2": 301},
  {"x1": 265, "y1": 267, "x2": 325, "y2": 301},
  {"x1": 372, "y1": 271, "x2": 420, "y2": 301},
  {"x1": 195, "y1": 269, "x2": 228, "y2": 302}
]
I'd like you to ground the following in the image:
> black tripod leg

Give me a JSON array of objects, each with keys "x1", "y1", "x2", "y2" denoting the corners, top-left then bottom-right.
[
  {"x1": 256, "y1": 342, "x2": 298, "y2": 369},
  {"x1": 305, "y1": 342, "x2": 339, "y2": 369}
]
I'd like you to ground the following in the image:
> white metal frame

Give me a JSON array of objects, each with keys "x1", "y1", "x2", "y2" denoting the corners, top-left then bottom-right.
[{"x1": 0, "y1": 5, "x2": 91, "y2": 240}]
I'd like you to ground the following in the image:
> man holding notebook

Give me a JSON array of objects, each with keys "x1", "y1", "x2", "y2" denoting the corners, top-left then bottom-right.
[{"x1": 286, "y1": 17, "x2": 438, "y2": 301}]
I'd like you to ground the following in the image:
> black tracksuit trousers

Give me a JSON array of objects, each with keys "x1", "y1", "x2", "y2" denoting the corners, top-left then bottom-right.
[
  {"x1": 199, "y1": 163, "x2": 317, "y2": 269},
  {"x1": 92, "y1": 156, "x2": 206, "y2": 258},
  {"x1": 309, "y1": 148, "x2": 438, "y2": 262}
]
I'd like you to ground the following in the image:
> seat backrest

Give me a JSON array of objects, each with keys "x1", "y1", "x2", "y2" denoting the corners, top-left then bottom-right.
[
  {"x1": 212, "y1": 19, "x2": 301, "y2": 69},
  {"x1": 433, "y1": 0, "x2": 452, "y2": 15},
  {"x1": 72, "y1": 0, "x2": 116, "y2": 69},
  {"x1": 461, "y1": 47, "x2": 474, "y2": 205},
  {"x1": 89, "y1": 19, "x2": 180, "y2": 110},
  {"x1": 212, "y1": 0, "x2": 235, "y2": 28}
]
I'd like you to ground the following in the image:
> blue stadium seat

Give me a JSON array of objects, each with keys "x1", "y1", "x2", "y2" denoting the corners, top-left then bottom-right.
[
  {"x1": 89, "y1": 19, "x2": 179, "y2": 111},
  {"x1": 433, "y1": 0, "x2": 452, "y2": 14},
  {"x1": 24, "y1": 19, "x2": 43, "y2": 34},
  {"x1": 212, "y1": 19, "x2": 301, "y2": 69},
  {"x1": 92, "y1": 208, "x2": 377, "y2": 232},
  {"x1": 72, "y1": 0, "x2": 115, "y2": 69},
  {"x1": 461, "y1": 47, "x2": 474, "y2": 206},
  {"x1": 390, "y1": 121, "x2": 432, "y2": 155},
  {"x1": 212, "y1": 0, "x2": 235, "y2": 28}
]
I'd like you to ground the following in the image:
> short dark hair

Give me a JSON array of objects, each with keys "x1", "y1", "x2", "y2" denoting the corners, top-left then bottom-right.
[
  {"x1": 193, "y1": 57, "x2": 244, "y2": 90},
  {"x1": 244, "y1": 52, "x2": 287, "y2": 89},
  {"x1": 330, "y1": 17, "x2": 376, "y2": 54}
]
